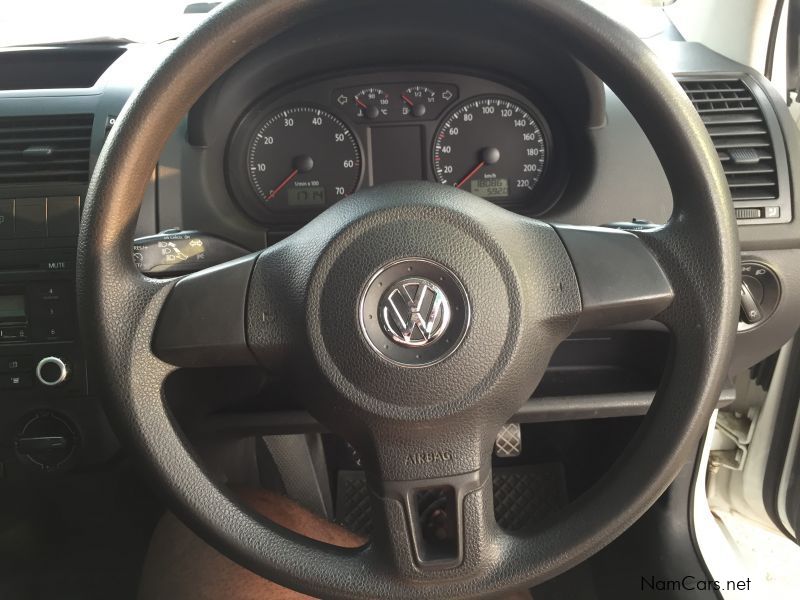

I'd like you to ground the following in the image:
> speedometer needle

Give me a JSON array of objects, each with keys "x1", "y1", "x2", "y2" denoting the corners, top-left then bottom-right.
[
  {"x1": 454, "y1": 147, "x2": 501, "y2": 189},
  {"x1": 266, "y1": 168, "x2": 299, "y2": 202},
  {"x1": 455, "y1": 161, "x2": 485, "y2": 189}
]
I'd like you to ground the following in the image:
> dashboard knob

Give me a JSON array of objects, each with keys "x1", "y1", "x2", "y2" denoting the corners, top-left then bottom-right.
[
  {"x1": 15, "y1": 412, "x2": 78, "y2": 471},
  {"x1": 35, "y1": 356, "x2": 70, "y2": 386},
  {"x1": 738, "y1": 262, "x2": 781, "y2": 331}
]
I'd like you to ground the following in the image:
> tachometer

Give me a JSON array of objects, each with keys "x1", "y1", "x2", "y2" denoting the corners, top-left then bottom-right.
[
  {"x1": 246, "y1": 106, "x2": 361, "y2": 212},
  {"x1": 432, "y1": 96, "x2": 548, "y2": 205}
]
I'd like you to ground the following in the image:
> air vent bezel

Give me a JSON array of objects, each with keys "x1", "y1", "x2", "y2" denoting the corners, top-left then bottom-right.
[
  {"x1": 0, "y1": 113, "x2": 94, "y2": 187},
  {"x1": 677, "y1": 74, "x2": 791, "y2": 226}
]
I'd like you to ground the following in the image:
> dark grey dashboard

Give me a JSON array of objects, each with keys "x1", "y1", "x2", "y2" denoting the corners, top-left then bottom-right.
[{"x1": 0, "y1": 29, "x2": 799, "y2": 475}]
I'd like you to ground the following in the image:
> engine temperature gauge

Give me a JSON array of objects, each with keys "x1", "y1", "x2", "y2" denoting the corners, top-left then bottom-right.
[{"x1": 354, "y1": 87, "x2": 390, "y2": 119}]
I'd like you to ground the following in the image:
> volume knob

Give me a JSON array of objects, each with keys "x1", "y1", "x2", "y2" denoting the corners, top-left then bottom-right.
[{"x1": 36, "y1": 356, "x2": 70, "y2": 386}]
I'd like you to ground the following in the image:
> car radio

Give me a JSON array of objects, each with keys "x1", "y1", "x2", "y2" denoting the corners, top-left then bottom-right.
[
  {"x1": 0, "y1": 247, "x2": 84, "y2": 396},
  {"x1": 0, "y1": 281, "x2": 75, "y2": 345}
]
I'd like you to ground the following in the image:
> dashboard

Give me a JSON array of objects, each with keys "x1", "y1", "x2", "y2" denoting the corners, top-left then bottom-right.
[
  {"x1": 1, "y1": 18, "x2": 800, "y2": 478},
  {"x1": 225, "y1": 72, "x2": 566, "y2": 226}
]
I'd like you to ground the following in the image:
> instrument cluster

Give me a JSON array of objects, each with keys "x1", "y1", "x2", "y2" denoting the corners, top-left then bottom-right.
[{"x1": 226, "y1": 72, "x2": 566, "y2": 227}]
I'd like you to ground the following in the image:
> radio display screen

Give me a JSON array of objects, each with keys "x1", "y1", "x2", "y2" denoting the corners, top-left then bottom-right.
[{"x1": 0, "y1": 294, "x2": 25, "y2": 321}]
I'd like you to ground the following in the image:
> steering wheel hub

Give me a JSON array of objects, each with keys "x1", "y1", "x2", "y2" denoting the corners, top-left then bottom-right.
[
  {"x1": 360, "y1": 257, "x2": 470, "y2": 366},
  {"x1": 299, "y1": 183, "x2": 570, "y2": 423}
]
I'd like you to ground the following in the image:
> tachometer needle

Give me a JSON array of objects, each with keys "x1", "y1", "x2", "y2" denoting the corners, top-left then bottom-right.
[
  {"x1": 455, "y1": 161, "x2": 486, "y2": 189},
  {"x1": 266, "y1": 168, "x2": 299, "y2": 201}
]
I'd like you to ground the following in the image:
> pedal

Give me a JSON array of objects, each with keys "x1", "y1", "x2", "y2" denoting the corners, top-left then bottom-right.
[{"x1": 494, "y1": 423, "x2": 522, "y2": 458}]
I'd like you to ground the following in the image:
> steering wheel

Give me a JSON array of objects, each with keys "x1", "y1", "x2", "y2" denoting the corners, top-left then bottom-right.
[{"x1": 77, "y1": 0, "x2": 739, "y2": 597}]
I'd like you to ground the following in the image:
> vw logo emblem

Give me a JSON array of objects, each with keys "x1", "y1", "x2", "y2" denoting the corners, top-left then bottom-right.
[
  {"x1": 359, "y1": 258, "x2": 470, "y2": 367},
  {"x1": 380, "y1": 278, "x2": 451, "y2": 347}
]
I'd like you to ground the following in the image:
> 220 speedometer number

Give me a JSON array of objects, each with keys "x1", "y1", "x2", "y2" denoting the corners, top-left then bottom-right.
[
  {"x1": 432, "y1": 96, "x2": 548, "y2": 205},
  {"x1": 247, "y1": 107, "x2": 362, "y2": 212}
]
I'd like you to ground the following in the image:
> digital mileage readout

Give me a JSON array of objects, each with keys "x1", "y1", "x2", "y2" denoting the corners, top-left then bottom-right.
[
  {"x1": 469, "y1": 178, "x2": 508, "y2": 199},
  {"x1": 287, "y1": 186, "x2": 326, "y2": 207}
]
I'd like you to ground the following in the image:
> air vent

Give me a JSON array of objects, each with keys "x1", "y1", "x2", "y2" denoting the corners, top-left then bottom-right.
[
  {"x1": 680, "y1": 79, "x2": 778, "y2": 202},
  {"x1": 0, "y1": 114, "x2": 93, "y2": 185}
]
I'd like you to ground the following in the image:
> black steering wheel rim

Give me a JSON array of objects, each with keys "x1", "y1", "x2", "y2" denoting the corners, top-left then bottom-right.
[{"x1": 76, "y1": 0, "x2": 740, "y2": 598}]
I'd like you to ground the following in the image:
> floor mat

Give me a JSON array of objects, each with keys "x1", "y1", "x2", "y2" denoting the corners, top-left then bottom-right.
[
  {"x1": 335, "y1": 462, "x2": 567, "y2": 537},
  {"x1": 0, "y1": 464, "x2": 161, "y2": 600},
  {"x1": 492, "y1": 463, "x2": 568, "y2": 531},
  {"x1": 335, "y1": 469, "x2": 373, "y2": 537}
]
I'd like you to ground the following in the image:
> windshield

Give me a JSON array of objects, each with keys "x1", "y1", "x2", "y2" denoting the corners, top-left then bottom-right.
[
  {"x1": 0, "y1": 0, "x2": 205, "y2": 47},
  {"x1": 0, "y1": 0, "x2": 675, "y2": 48}
]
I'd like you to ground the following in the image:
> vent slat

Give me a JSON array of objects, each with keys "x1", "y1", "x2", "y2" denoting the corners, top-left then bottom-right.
[
  {"x1": 0, "y1": 113, "x2": 93, "y2": 185},
  {"x1": 689, "y1": 96, "x2": 756, "y2": 105},
  {"x1": 0, "y1": 170, "x2": 88, "y2": 181},
  {"x1": 712, "y1": 137, "x2": 771, "y2": 149},
  {"x1": 724, "y1": 163, "x2": 776, "y2": 176},
  {"x1": 0, "y1": 159, "x2": 89, "y2": 168},
  {"x1": 731, "y1": 189, "x2": 778, "y2": 201},
  {"x1": 680, "y1": 79, "x2": 778, "y2": 203},
  {"x1": 694, "y1": 106, "x2": 760, "y2": 114},
  {"x1": 0, "y1": 124, "x2": 93, "y2": 135},
  {"x1": 707, "y1": 124, "x2": 769, "y2": 137},
  {"x1": 0, "y1": 148, "x2": 87, "y2": 157},
  {"x1": 702, "y1": 113, "x2": 763, "y2": 125},
  {"x1": 685, "y1": 88, "x2": 749, "y2": 94},
  {"x1": 727, "y1": 176, "x2": 777, "y2": 188},
  {"x1": 0, "y1": 135, "x2": 91, "y2": 146}
]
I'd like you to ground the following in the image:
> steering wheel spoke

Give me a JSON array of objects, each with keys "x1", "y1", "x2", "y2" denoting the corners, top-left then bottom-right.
[
  {"x1": 369, "y1": 470, "x2": 499, "y2": 578},
  {"x1": 151, "y1": 242, "x2": 307, "y2": 371},
  {"x1": 359, "y1": 424, "x2": 501, "y2": 580},
  {"x1": 152, "y1": 254, "x2": 260, "y2": 368},
  {"x1": 552, "y1": 224, "x2": 675, "y2": 330}
]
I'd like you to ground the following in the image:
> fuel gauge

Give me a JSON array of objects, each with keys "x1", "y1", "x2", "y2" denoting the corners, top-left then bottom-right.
[{"x1": 401, "y1": 85, "x2": 436, "y2": 117}]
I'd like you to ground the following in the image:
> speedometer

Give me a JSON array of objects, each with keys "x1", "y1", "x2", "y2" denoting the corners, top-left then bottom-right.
[
  {"x1": 432, "y1": 96, "x2": 548, "y2": 206},
  {"x1": 246, "y1": 106, "x2": 362, "y2": 213}
]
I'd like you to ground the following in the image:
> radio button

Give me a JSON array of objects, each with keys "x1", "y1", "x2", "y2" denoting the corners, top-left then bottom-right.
[
  {"x1": 39, "y1": 257, "x2": 72, "y2": 271},
  {"x1": 30, "y1": 301, "x2": 66, "y2": 319},
  {"x1": 31, "y1": 283, "x2": 70, "y2": 303},
  {"x1": 1, "y1": 373, "x2": 32, "y2": 390},
  {"x1": 46, "y1": 196, "x2": 80, "y2": 237},
  {"x1": 31, "y1": 323, "x2": 70, "y2": 342},
  {"x1": 35, "y1": 357, "x2": 69, "y2": 387},
  {"x1": 0, "y1": 326, "x2": 29, "y2": 341},
  {"x1": 0, "y1": 356, "x2": 30, "y2": 372},
  {"x1": 0, "y1": 199, "x2": 12, "y2": 239},
  {"x1": 13, "y1": 198, "x2": 46, "y2": 238}
]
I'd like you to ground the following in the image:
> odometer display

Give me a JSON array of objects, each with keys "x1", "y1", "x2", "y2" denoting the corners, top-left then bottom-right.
[
  {"x1": 432, "y1": 96, "x2": 548, "y2": 205},
  {"x1": 470, "y1": 178, "x2": 508, "y2": 199},
  {"x1": 246, "y1": 106, "x2": 361, "y2": 212},
  {"x1": 287, "y1": 186, "x2": 326, "y2": 207}
]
